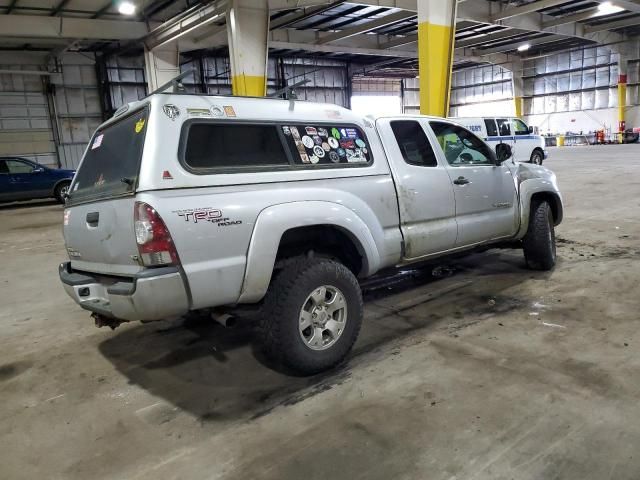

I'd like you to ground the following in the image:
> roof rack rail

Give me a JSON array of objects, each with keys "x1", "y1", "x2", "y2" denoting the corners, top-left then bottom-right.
[
  {"x1": 146, "y1": 69, "x2": 195, "y2": 98},
  {"x1": 269, "y1": 79, "x2": 310, "y2": 100}
]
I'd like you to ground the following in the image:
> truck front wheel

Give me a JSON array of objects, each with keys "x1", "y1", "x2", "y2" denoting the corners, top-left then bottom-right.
[
  {"x1": 523, "y1": 200, "x2": 556, "y2": 270},
  {"x1": 259, "y1": 258, "x2": 363, "y2": 375}
]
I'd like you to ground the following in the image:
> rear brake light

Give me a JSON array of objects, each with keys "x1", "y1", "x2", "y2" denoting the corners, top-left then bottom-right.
[{"x1": 134, "y1": 202, "x2": 179, "y2": 267}]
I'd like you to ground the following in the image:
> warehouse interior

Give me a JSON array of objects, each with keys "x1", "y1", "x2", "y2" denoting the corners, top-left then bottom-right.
[{"x1": 1, "y1": 1, "x2": 640, "y2": 479}]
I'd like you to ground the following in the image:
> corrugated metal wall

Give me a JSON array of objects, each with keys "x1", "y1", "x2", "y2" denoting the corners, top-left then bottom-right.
[
  {"x1": 105, "y1": 54, "x2": 350, "y2": 112},
  {"x1": 0, "y1": 59, "x2": 57, "y2": 167},
  {"x1": 401, "y1": 65, "x2": 513, "y2": 116},
  {"x1": 523, "y1": 47, "x2": 622, "y2": 115},
  {"x1": 51, "y1": 53, "x2": 102, "y2": 169}
]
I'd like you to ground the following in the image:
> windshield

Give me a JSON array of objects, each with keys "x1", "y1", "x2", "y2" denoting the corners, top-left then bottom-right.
[{"x1": 68, "y1": 106, "x2": 149, "y2": 204}]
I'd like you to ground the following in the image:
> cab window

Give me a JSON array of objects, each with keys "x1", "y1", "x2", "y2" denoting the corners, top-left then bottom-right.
[
  {"x1": 429, "y1": 122, "x2": 495, "y2": 167},
  {"x1": 6, "y1": 159, "x2": 35, "y2": 174},
  {"x1": 484, "y1": 119, "x2": 498, "y2": 137},
  {"x1": 496, "y1": 119, "x2": 511, "y2": 136},
  {"x1": 513, "y1": 119, "x2": 529, "y2": 135},
  {"x1": 390, "y1": 120, "x2": 437, "y2": 167}
]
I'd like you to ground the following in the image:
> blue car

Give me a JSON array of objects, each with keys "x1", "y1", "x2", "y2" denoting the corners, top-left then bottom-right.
[{"x1": 0, "y1": 157, "x2": 75, "y2": 204}]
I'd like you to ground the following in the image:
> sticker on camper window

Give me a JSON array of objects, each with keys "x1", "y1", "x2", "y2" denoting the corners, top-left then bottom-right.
[
  {"x1": 346, "y1": 148, "x2": 366, "y2": 163},
  {"x1": 91, "y1": 133, "x2": 104, "y2": 150},
  {"x1": 283, "y1": 124, "x2": 372, "y2": 166},
  {"x1": 339, "y1": 138, "x2": 355, "y2": 149},
  {"x1": 135, "y1": 118, "x2": 145, "y2": 133},
  {"x1": 223, "y1": 106, "x2": 236, "y2": 117},
  {"x1": 301, "y1": 135, "x2": 314, "y2": 149},
  {"x1": 294, "y1": 140, "x2": 306, "y2": 155}
]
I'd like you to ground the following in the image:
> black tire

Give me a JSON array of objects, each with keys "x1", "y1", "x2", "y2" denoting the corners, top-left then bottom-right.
[
  {"x1": 523, "y1": 200, "x2": 556, "y2": 271},
  {"x1": 54, "y1": 181, "x2": 71, "y2": 204},
  {"x1": 259, "y1": 257, "x2": 363, "y2": 375},
  {"x1": 530, "y1": 150, "x2": 543, "y2": 165}
]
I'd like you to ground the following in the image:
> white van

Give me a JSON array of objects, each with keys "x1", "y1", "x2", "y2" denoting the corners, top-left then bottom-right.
[{"x1": 453, "y1": 117, "x2": 547, "y2": 165}]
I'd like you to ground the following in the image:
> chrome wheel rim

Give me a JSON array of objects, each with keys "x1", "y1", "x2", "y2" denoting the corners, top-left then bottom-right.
[
  {"x1": 299, "y1": 285, "x2": 347, "y2": 351},
  {"x1": 60, "y1": 184, "x2": 70, "y2": 197}
]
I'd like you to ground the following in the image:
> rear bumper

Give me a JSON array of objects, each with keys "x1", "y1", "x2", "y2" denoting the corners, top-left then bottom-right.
[
  {"x1": 542, "y1": 149, "x2": 549, "y2": 159},
  {"x1": 59, "y1": 262, "x2": 190, "y2": 322}
]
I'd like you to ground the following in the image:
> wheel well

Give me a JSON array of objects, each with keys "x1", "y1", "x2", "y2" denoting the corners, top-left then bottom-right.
[
  {"x1": 53, "y1": 178, "x2": 71, "y2": 194},
  {"x1": 532, "y1": 147, "x2": 544, "y2": 158},
  {"x1": 276, "y1": 225, "x2": 365, "y2": 275},
  {"x1": 531, "y1": 192, "x2": 561, "y2": 225}
]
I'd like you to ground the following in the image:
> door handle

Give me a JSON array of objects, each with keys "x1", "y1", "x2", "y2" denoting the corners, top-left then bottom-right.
[
  {"x1": 86, "y1": 212, "x2": 99, "y2": 226},
  {"x1": 453, "y1": 176, "x2": 470, "y2": 185}
]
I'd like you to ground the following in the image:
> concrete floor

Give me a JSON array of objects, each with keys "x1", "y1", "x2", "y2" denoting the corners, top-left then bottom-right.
[{"x1": 1, "y1": 144, "x2": 639, "y2": 480}]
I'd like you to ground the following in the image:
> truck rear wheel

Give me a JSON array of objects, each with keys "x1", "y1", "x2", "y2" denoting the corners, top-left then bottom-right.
[
  {"x1": 259, "y1": 257, "x2": 363, "y2": 375},
  {"x1": 523, "y1": 200, "x2": 556, "y2": 271}
]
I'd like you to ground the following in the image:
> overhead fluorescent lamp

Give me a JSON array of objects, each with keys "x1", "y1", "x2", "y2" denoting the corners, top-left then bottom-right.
[
  {"x1": 118, "y1": 1, "x2": 136, "y2": 15},
  {"x1": 596, "y1": 1, "x2": 624, "y2": 15},
  {"x1": 517, "y1": 43, "x2": 530, "y2": 52}
]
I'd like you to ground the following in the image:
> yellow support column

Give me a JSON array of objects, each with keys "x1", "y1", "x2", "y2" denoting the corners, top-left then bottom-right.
[
  {"x1": 417, "y1": 0, "x2": 457, "y2": 117},
  {"x1": 226, "y1": 0, "x2": 269, "y2": 96},
  {"x1": 618, "y1": 58, "x2": 627, "y2": 143}
]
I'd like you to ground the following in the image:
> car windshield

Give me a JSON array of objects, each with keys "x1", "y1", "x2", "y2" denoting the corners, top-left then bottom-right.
[{"x1": 68, "y1": 106, "x2": 149, "y2": 204}]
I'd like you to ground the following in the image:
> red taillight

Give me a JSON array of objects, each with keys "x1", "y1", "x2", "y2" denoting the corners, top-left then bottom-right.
[{"x1": 134, "y1": 202, "x2": 179, "y2": 266}]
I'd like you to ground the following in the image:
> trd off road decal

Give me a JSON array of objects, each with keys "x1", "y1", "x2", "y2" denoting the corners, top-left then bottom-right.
[
  {"x1": 174, "y1": 207, "x2": 221, "y2": 223},
  {"x1": 173, "y1": 207, "x2": 242, "y2": 227}
]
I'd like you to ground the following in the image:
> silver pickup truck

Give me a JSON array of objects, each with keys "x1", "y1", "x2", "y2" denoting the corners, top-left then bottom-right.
[{"x1": 59, "y1": 93, "x2": 562, "y2": 374}]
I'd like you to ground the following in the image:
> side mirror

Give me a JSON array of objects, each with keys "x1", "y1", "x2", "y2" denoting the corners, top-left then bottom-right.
[
  {"x1": 528, "y1": 126, "x2": 534, "y2": 133},
  {"x1": 32, "y1": 167, "x2": 45, "y2": 173},
  {"x1": 495, "y1": 143, "x2": 512, "y2": 164}
]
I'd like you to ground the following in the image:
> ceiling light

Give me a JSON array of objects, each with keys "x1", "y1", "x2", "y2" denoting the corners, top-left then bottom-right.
[
  {"x1": 118, "y1": 1, "x2": 136, "y2": 15},
  {"x1": 517, "y1": 43, "x2": 530, "y2": 52},
  {"x1": 597, "y1": 1, "x2": 624, "y2": 15}
]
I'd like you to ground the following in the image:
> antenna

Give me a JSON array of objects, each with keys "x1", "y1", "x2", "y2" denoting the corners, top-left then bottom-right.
[
  {"x1": 147, "y1": 69, "x2": 195, "y2": 97},
  {"x1": 269, "y1": 79, "x2": 311, "y2": 100}
]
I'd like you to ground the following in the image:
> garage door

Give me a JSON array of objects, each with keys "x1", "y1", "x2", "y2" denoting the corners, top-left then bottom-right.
[{"x1": 0, "y1": 91, "x2": 57, "y2": 167}]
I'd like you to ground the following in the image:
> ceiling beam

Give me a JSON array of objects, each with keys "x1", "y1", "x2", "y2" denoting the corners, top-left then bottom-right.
[
  {"x1": 271, "y1": 40, "x2": 418, "y2": 57},
  {"x1": 455, "y1": 28, "x2": 530, "y2": 49},
  {"x1": 491, "y1": 0, "x2": 573, "y2": 21},
  {"x1": 316, "y1": 11, "x2": 416, "y2": 44},
  {"x1": 270, "y1": 1, "x2": 346, "y2": 30},
  {"x1": 0, "y1": 14, "x2": 149, "y2": 40},
  {"x1": 92, "y1": 1, "x2": 113, "y2": 19},
  {"x1": 379, "y1": 34, "x2": 417, "y2": 49},
  {"x1": 584, "y1": 15, "x2": 640, "y2": 33},
  {"x1": 474, "y1": 34, "x2": 565, "y2": 55},
  {"x1": 5, "y1": 0, "x2": 19, "y2": 14},
  {"x1": 50, "y1": 0, "x2": 71, "y2": 16},
  {"x1": 542, "y1": 8, "x2": 599, "y2": 28}
]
